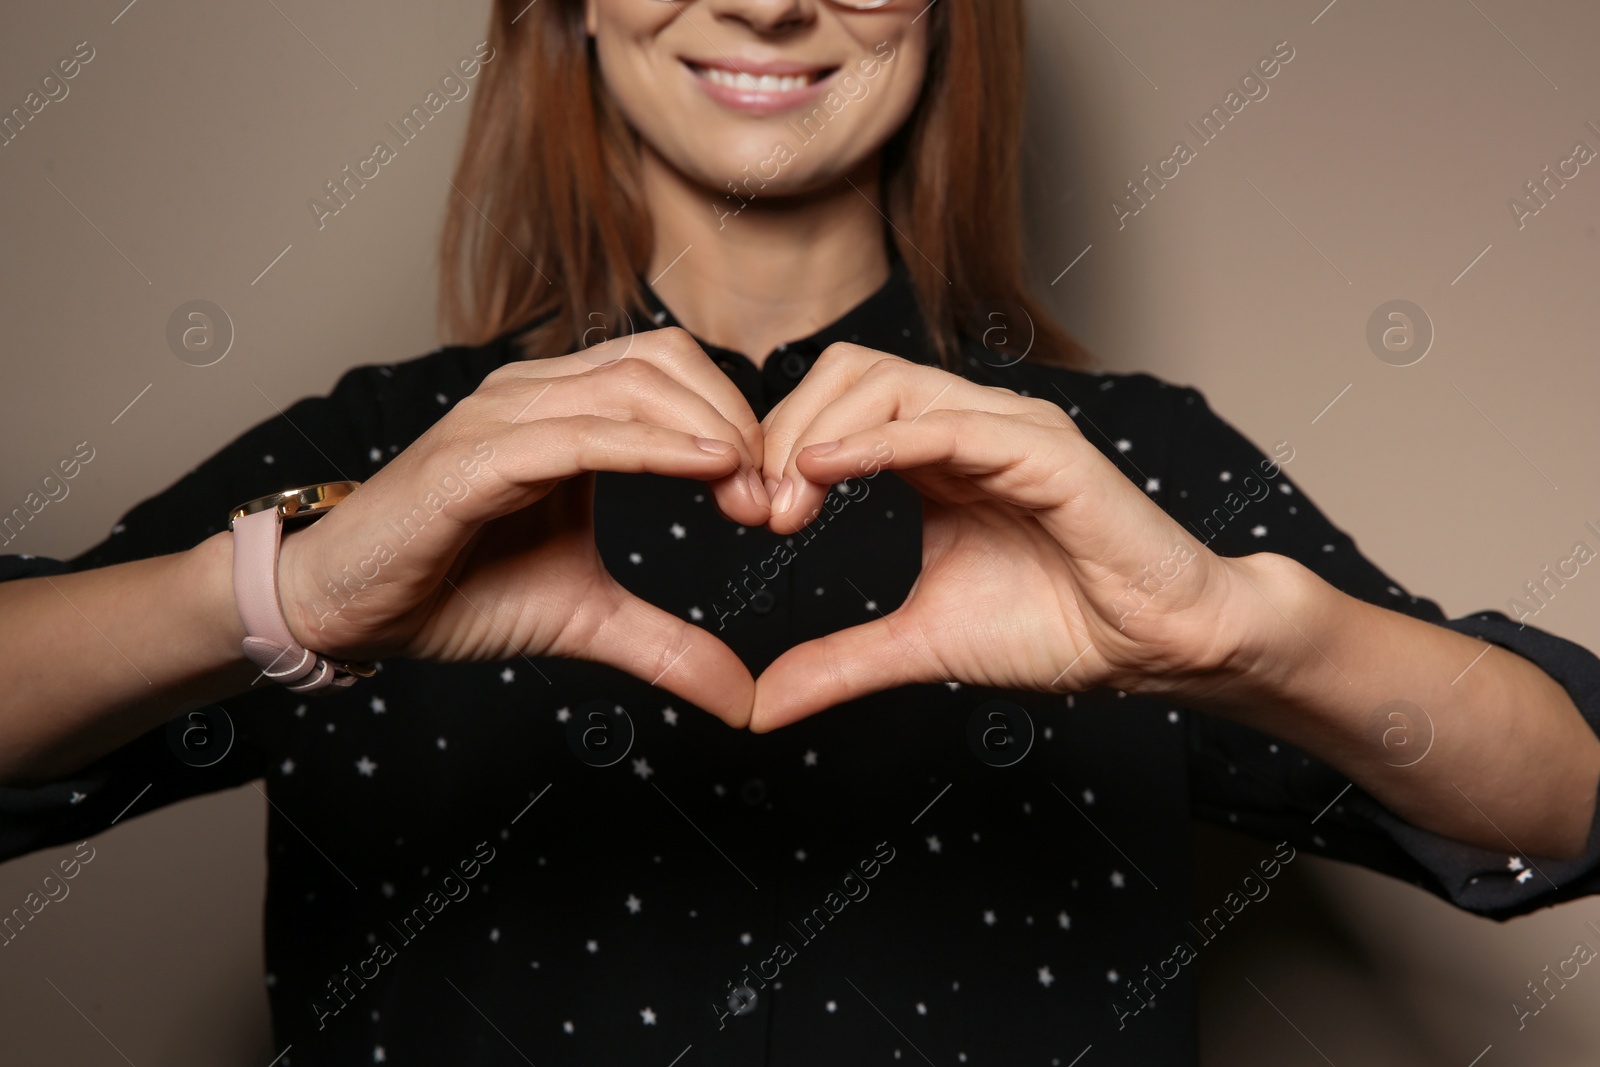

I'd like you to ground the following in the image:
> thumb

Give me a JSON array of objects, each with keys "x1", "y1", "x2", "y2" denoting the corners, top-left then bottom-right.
[
  {"x1": 750, "y1": 612, "x2": 944, "y2": 732},
  {"x1": 579, "y1": 590, "x2": 756, "y2": 729}
]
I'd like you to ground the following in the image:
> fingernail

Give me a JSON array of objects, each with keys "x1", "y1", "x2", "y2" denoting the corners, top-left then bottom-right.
[
  {"x1": 764, "y1": 476, "x2": 779, "y2": 500},
  {"x1": 772, "y1": 475, "x2": 796, "y2": 515},
  {"x1": 695, "y1": 437, "x2": 735, "y2": 455},
  {"x1": 804, "y1": 440, "x2": 841, "y2": 455},
  {"x1": 746, "y1": 468, "x2": 770, "y2": 507}
]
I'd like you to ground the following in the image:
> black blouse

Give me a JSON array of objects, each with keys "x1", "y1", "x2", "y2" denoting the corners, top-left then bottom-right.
[{"x1": 5, "y1": 261, "x2": 1600, "y2": 1066}]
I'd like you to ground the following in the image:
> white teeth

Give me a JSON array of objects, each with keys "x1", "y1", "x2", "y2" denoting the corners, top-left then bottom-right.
[{"x1": 699, "y1": 67, "x2": 811, "y2": 93}]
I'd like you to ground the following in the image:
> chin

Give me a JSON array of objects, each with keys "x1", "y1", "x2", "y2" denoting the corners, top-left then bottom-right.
[{"x1": 672, "y1": 132, "x2": 868, "y2": 206}]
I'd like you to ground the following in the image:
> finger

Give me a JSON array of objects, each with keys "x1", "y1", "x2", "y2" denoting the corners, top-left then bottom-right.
[
  {"x1": 792, "y1": 408, "x2": 1065, "y2": 500},
  {"x1": 574, "y1": 587, "x2": 755, "y2": 729},
  {"x1": 761, "y1": 343, "x2": 1005, "y2": 476},
  {"x1": 510, "y1": 328, "x2": 766, "y2": 474},
  {"x1": 759, "y1": 342, "x2": 892, "y2": 483},
  {"x1": 764, "y1": 360, "x2": 1040, "y2": 533},
  {"x1": 305, "y1": 422, "x2": 747, "y2": 627},
  {"x1": 761, "y1": 346, "x2": 1035, "y2": 505},
  {"x1": 452, "y1": 417, "x2": 748, "y2": 529},
  {"x1": 749, "y1": 611, "x2": 946, "y2": 732},
  {"x1": 490, "y1": 345, "x2": 771, "y2": 522},
  {"x1": 793, "y1": 411, "x2": 1182, "y2": 571}
]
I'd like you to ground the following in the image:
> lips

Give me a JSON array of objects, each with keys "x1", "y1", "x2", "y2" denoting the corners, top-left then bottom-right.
[{"x1": 682, "y1": 58, "x2": 839, "y2": 114}]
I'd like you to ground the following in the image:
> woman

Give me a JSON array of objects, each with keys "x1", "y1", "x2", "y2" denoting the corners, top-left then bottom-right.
[{"x1": 3, "y1": 0, "x2": 1599, "y2": 1063}]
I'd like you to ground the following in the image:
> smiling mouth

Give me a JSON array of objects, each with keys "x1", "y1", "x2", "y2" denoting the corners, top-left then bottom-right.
[{"x1": 684, "y1": 61, "x2": 838, "y2": 94}]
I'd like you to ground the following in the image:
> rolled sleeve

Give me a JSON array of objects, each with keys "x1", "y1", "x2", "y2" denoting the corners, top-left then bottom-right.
[
  {"x1": 1351, "y1": 611, "x2": 1600, "y2": 917},
  {"x1": 1165, "y1": 383, "x2": 1600, "y2": 919},
  {"x1": 0, "y1": 352, "x2": 429, "y2": 863}
]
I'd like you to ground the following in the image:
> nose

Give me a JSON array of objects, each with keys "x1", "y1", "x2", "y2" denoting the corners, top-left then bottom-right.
[{"x1": 699, "y1": 0, "x2": 817, "y2": 37}]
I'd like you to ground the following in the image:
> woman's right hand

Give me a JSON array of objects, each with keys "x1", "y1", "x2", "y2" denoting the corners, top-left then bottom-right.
[{"x1": 273, "y1": 328, "x2": 770, "y2": 727}]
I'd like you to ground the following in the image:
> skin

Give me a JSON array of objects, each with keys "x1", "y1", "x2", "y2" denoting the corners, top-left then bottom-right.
[
  {"x1": 599, "y1": 0, "x2": 1600, "y2": 857},
  {"x1": 751, "y1": 346, "x2": 1600, "y2": 860},
  {"x1": 0, "y1": 0, "x2": 1595, "y2": 862},
  {"x1": 588, "y1": 0, "x2": 927, "y2": 362}
]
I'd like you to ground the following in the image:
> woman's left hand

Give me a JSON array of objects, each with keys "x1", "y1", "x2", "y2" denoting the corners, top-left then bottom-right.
[{"x1": 750, "y1": 344, "x2": 1259, "y2": 732}]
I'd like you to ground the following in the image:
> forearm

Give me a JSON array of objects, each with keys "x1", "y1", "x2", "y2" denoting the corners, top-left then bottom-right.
[
  {"x1": 0, "y1": 531, "x2": 262, "y2": 786},
  {"x1": 1169, "y1": 552, "x2": 1600, "y2": 860}
]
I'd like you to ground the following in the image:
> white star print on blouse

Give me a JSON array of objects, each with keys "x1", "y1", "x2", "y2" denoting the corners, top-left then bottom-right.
[{"x1": 5, "y1": 258, "x2": 1596, "y2": 1067}]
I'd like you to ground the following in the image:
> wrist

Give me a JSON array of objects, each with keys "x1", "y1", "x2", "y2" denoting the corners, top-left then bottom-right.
[
  {"x1": 228, "y1": 507, "x2": 376, "y2": 690},
  {"x1": 273, "y1": 523, "x2": 327, "y2": 652},
  {"x1": 1226, "y1": 551, "x2": 1322, "y2": 681},
  {"x1": 1151, "y1": 551, "x2": 1326, "y2": 712},
  {"x1": 205, "y1": 504, "x2": 325, "y2": 654},
  {"x1": 182, "y1": 531, "x2": 255, "y2": 671}
]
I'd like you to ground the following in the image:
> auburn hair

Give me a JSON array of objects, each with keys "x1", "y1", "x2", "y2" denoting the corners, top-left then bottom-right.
[{"x1": 439, "y1": 0, "x2": 1090, "y2": 371}]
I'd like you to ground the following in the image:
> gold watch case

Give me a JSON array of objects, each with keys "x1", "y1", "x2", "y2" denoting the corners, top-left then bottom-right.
[{"x1": 228, "y1": 480, "x2": 361, "y2": 529}]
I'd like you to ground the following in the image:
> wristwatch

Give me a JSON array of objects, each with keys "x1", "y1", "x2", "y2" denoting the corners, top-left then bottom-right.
[{"x1": 228, "y1": 481, "x2": 377, "y2": 691}]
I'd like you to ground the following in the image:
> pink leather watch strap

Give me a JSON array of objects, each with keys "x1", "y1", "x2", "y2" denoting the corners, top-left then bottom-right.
[{"x1": 231, "y1": 508, "x2": 353, "y2": 691}]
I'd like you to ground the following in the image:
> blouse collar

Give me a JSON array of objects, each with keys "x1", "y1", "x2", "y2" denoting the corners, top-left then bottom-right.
[{"x1": 636, "y1": 253, "x2": 936, "y2": 418}]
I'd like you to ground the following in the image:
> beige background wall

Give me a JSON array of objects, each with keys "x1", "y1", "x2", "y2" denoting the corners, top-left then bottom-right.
[{"x1": 2, "y1": 0, "x2": 1597, "y2": 1063}]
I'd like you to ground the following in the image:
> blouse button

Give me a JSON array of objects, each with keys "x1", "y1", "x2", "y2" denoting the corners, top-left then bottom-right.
[
  {"x1": 740, "y1": 779, "x2": 767, "y2": 806},
  {"x1": 778, "y1": 351, "x2": 810, "y2": 380},
  {"x1": 749, "y1": 589, "x2": 776, "y2": 615},
  {"x1": 727, "y1": 986, "x2": 758, "y2": 1016}
]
